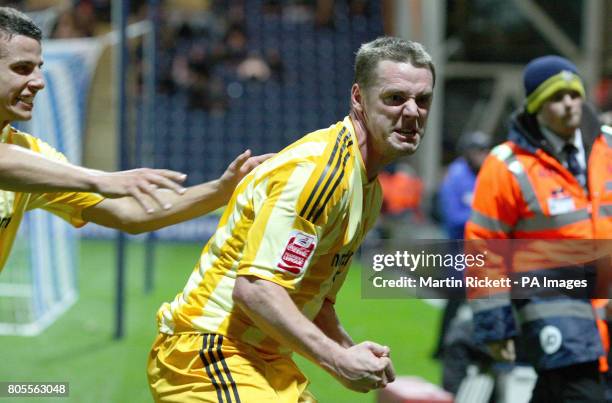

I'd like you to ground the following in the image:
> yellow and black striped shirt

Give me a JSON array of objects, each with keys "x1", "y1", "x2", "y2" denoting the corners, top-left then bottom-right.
[{"x1": 157, "y1": 116, "x2": 382, "y2": 354}]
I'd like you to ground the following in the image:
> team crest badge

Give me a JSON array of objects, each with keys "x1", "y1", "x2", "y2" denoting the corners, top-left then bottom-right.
[{"x1": 276, "y1": 231, "x2": 317, "y2": 275}]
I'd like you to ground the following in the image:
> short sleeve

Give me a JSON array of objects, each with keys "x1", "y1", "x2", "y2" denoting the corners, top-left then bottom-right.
[
  {"x1": 20, "y1": 132, "x2": 105, "y2": 226},
  {"x1": 27, "y1": 191, "x2": 104, "y2": 227}
]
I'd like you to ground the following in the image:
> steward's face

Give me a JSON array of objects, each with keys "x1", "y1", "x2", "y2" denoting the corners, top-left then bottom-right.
[
  {"x1": 0, "y1": 34, "x2": 45, "y2": 128},
  {"x1": 538, "y1": 89, "x2": 583, "y2": 140}
]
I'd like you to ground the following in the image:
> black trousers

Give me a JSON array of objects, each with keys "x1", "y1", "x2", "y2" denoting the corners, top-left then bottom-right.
[{"x1": 530, "y1": 361, "x2": 605, "y2": 403}]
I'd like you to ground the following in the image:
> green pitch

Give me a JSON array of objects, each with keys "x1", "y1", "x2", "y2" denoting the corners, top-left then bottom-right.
[{"x1": 0, "y1": 240, "x2": 441, "y2": 402}]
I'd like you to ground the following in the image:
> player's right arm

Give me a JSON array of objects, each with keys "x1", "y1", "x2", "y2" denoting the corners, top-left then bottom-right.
[
  {"x1": 313, "y1": 298, "x2": 355, "y2": 348},
  {"x1": 0, "y1": 142, "x2": 187, "y2": 212},
  {"x1": 233, "y1": 276, "x2": 393, "y2": 393},
  {"x1": 313, "y1": 298, "x2": 397, "y2": 386}
]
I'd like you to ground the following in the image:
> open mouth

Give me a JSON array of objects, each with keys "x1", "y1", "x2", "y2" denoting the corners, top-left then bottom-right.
[
  {"x1": 15, "y1": 96, "x2": 34, "y2": 109},
  {"x1": 394, "y1": 130, "x2": 419, "y2": 141}
]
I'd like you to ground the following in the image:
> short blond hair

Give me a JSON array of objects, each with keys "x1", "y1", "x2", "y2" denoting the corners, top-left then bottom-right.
[{"x1": 354, "y1": 37, "x2": 435, "y2": 90}]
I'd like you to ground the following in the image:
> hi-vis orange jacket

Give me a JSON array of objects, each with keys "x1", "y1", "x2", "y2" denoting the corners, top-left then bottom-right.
[{"x1": 466, "y1": 108, "x2": 612, "y2": 371}]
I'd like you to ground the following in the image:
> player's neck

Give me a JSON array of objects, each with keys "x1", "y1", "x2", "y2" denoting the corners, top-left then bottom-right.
[{"x1": 349, "y1": 111, "x2": 382, "y2": 181}]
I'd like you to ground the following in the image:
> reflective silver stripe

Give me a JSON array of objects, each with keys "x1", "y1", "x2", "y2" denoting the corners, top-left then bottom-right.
[
  {"x1": 504, "y1": 155, "x2": 543, "y2": 214},
  {"x1": 491, "y1": 144, "x2": 514, "y2": 162},
  {"x1": 602, "y1": 125, "x2": 612, "y2": 146},
  {"x1": 469, "y1": 211, "x2": 512, "y2": 233},
  {"x1": 515, "y1": 208, "x2": 590, "y2": 232},
  {"x1": 492, "y1": 145, "x2": 542, "y2": 215},
  {"x1": 600, "y1": 204, "x2": 612, "y2": 218},
  {"x1": 606, "y1": 181, "x2": 612, "y2": 192},
  {"x1": 470, "y1": 296, "x2": 511, "y2": 314},
  {"x1": 518, "y1": 300, "x2": 594, "y2": 323}
]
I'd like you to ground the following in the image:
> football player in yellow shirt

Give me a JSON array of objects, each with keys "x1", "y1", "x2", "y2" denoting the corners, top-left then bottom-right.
[
  {"x1": 0, "y1": 6, "x2": 269, "y2": 272},
  {"x1": 148, "y1": 37, "x2": 436, "y2": 402}
]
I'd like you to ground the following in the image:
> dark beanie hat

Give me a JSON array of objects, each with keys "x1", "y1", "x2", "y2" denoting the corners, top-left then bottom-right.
[{"x1": 523, "y1": 55, "x2": 585, "y2": 114}]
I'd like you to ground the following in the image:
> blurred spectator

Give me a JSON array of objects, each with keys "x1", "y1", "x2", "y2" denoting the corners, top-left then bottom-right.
[
  {"x1": 155, "y1": 0, "x2": 282, "y2": 111},
  {"x1": 434, "y1": 130, "x2": 492, "y2": 395},
  {"x1": 376, "y1": 162, "x2": 423, "y2": 242},
  {"x1": 237, "y1": 52, "x2": 272, "y2": 81},
  {"x1": 595, "y1": 77, "x2": 612, "y2": 126},
  {"x1": 379, "y1": 162, "x2": 423, "y2": 217},
  {"x1": 224, "y1": 24, "x2": 248, "y2": 65},
  {"x1": 51, "y1": 1, "x2": 97, "y2": 38},
  {"x1": 439, "y1": 130, "x2": 492, "y2": 239},
  {"x1": 595, "y1": 77, "x2": 612, "y2": 112}
]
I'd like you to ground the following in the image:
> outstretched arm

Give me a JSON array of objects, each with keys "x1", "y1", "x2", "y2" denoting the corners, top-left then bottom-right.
[
  {"x1": 81, "y1": 150, "x2": 272, "y2": 234},
  {"x1": 0, "y1": 143, "x2": 187, "y2": 212},
  {"x1": 233, "y1": 276, "x2": 394, "y2": 393}
]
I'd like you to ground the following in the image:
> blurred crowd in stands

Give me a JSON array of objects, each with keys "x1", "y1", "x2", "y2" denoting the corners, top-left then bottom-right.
[
  {"x1": 155, "y1": 0, "x2": 370, "y2": 111},
  {"x1": 12, "y1": 0, "x2": 369, "y2": 112}
]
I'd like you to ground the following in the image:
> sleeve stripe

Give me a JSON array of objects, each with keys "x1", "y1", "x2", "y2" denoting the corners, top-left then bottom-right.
[
  {"x1": 470, "y1": 295, "x2": 511, "y2": 313},
  {"x1": 299, "y1": 127, "x2": 345, "y2": 218},
  {"x1": 311, "y1": 149, "x2": 352, "y2": 223},
  {"x1": 299, "y1": 127, "x2": 349, "y2": 220},
  {"x1": 600, "y1": 204, "x2": 612, "y2": 218},
  {"x1": 305, "y1": 131, "x2": 352, "y2": 222},
  {"x1": 518, "y1": 300, "x2": 595, "y2": 323},
  {"x1": 514, "y1": 208, "x2": 590, "y2": 232},
  {"x1": 469, "y1": 210, "x2": 512, "y2": 233}
]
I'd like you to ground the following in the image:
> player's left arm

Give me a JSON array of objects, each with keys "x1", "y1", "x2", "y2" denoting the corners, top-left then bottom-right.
[
  {"x1": 81, "y1": 150, "x2": 272, "y2": 233},
  {"x1": 313, "y1": 298, "x2": 354, "y2": 348}
]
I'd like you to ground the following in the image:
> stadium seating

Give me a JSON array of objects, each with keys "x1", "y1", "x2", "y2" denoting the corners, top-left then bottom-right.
[{"x1": 152, "y1": 0, "x2": 384, "y2": 183}]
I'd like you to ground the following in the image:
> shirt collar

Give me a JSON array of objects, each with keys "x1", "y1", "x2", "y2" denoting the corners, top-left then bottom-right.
[
  {"x1": 1, "y1": 125, "x2": 13, "y2": 143},
  {"x1": 344, "y1": 115, "x2": 370, "y2": 182},
  {"x1": 539, "y1": 124, "x2": 583, "y2": 154}
]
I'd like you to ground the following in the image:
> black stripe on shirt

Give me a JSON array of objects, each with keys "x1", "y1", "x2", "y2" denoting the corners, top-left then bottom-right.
[
  {"x1": 299, "y1": 127, "x2": 347, "y2": 219},
  {"x1": 308, "y1": 134, "x2": 352, "y2": 222},
  {"x1": 311, "y1": 147, "x2": 352, "y2": 223}
]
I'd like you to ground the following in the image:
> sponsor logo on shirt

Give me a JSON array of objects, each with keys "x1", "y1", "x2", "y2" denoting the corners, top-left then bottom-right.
[{"x1": 277, "y1": 231, "x2": 317, "y2": 275}]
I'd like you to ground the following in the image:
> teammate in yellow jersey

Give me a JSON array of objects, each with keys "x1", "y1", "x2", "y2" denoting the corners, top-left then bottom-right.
[
  {"x1": 0, "y1": 6, "x2": 270, "y2": 272},
  {"x1": 148, "y1": 37, "x2": 436, "y2": 402}
]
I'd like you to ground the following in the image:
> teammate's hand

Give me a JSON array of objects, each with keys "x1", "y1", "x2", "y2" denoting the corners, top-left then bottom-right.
[
  {"x1": 487, "y1": 339, "x2": 515, "y2": 362},
  {"x1": 218, "y1": 149, "x2": 274, "y2": 192},
  {"x1": 92, "y1": 168, "x2": 187, "y2": 213},
  {"x1": 329, "y1": 341, "x2": 391, "y2": 393}
]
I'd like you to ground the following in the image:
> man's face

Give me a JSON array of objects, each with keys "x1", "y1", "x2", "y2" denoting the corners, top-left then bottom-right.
[
  {"x1": 537, "y1": 89, "x2": 583, "y2": 140},
  {"x1": 0, "y1": 34, "x2": 45, "y2": 127},
  {"x1": 356, "y1": 60, "x2": 433, "y2": 161}
]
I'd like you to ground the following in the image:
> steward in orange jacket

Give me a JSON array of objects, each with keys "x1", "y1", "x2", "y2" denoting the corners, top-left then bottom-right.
[{"x1": 466, "y1": 55, "x2": 612, "y2": 403}]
